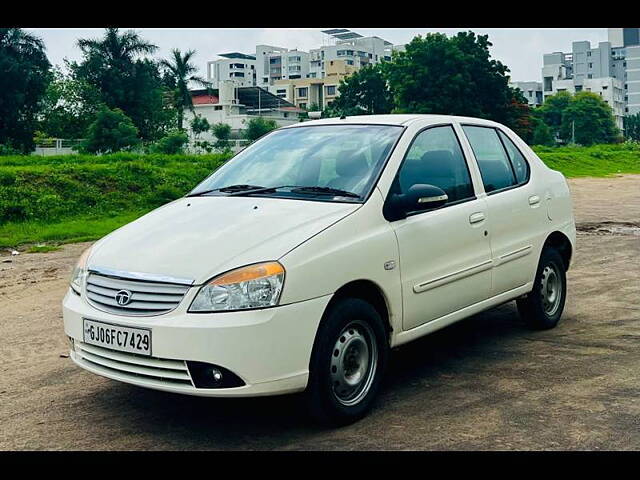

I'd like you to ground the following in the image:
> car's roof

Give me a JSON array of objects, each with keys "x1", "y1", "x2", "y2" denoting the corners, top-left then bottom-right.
[{"x1": 283, "y1": 114, "x2": 504, "y2": 129}]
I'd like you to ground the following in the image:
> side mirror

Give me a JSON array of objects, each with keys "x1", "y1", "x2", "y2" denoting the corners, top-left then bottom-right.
[{"x1": 384, "y1": 184, "x2": 448, "y2": 221}]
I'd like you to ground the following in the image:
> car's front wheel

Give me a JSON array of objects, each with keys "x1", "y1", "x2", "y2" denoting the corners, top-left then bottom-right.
[
  {"x1": 306, "y1": 297, "x2": 388, "y2": 426},
  {"x1": 517, "y1": 247, "x2": 567, "y2": 330}
]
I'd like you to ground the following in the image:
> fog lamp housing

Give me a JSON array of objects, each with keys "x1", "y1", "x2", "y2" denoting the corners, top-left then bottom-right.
[{"x1": 186, "y1": 361, "x2": 245, "y2": 389}]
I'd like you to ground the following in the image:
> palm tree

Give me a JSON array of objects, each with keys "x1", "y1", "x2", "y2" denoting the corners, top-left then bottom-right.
[
  {"x1": 160, "y1": 49, "x2": 211, "y2": 130},
  {"x1": 77, "y1": 28, "x2": 157, "y2": 65}
]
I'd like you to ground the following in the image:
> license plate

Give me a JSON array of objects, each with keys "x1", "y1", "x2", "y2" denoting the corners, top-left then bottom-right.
[{"x1": 83, "y1": 318, "x2": 152, "y2": 356}]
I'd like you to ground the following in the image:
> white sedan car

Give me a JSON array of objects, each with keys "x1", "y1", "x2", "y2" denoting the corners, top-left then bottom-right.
[{"x1": 63, "y1": 114, "x2": 576, "y2": 424}]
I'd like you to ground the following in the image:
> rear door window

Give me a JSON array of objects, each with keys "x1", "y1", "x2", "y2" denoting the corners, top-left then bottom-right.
[{"x1": 462, "y1": 126, "x2": 517, "y2": 193}]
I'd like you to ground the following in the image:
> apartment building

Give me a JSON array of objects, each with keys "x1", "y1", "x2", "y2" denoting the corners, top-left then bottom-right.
[
  {"x1": 268, "y1": 58, "x2": 358, "y2": 110},
  {"x1": 206, "y1": 29, "x2": 403, "y2": 110},
  {"x1": 539, "y1": 28, "x2": 640, "y2": 129},
  {"x1": 206, "y1": 52, "x2": 256, "y2": 88}
]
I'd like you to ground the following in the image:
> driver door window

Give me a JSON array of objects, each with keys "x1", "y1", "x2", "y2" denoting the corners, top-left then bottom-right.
[{"x1": 394, "y1": 125, "x2": 475, "y2": 206}]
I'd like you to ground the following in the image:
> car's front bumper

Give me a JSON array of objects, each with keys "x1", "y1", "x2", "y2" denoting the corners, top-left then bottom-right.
[{"x1": 62, "y1": 288, "x2": 331, "y2": 397}]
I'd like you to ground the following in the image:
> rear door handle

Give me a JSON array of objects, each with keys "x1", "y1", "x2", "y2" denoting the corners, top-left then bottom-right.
[
  {"x1": 469, "y1": 212, "x2": 485, "y2": 224},
  {"x1": 528, "y1": 195, "x2": 541, "y2": 206}
]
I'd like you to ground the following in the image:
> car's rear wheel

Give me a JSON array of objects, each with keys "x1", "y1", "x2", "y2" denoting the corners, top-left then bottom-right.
[
  {"x1": 517, "y1": 247, "x2": 567, "y2": 330},
  {"x1": 306, "y1": 297, "x2": 388, "y2": 426}
]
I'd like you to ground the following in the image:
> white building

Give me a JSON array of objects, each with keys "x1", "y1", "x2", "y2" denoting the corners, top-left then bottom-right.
[
  {"x1": 186, "y1": 81, "x2": 302, "y2": 145},
  {"x1": 510, "y1": 81, "x2": 543, "y2": 107},
  {"x1": 206, "y1": 52, "x2": 256, "y2": 89},
  {"x1": 255, "y1": 45, "x2": 311, "y2": 87}
]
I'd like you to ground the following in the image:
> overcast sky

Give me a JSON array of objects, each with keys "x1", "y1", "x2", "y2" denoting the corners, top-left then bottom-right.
[{"x1": 27, "y1": 28, "x2": 609, "y2": 82}]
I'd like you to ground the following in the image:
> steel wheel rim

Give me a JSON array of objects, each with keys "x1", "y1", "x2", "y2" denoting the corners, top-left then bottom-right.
[
  {"x1": 330, "y1": 320, "x2": 378, "y2": 407},
  {"x1": 541, "y1": 263, "x2": 562, "y2": 316}
]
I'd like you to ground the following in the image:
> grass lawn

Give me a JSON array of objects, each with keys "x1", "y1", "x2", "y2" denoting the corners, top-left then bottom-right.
[
  {"x1": 0, "y1": 211, "x2": 146, "y2": 249},
  {"x1": 1, "y1": 145, "x2": 638, "y2": 249}
]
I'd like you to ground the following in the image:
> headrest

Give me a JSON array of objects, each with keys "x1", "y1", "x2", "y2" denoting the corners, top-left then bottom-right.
[
  {"x1": 336, "y1": 151, "x2": 369, "y2": 177},
  {"x1": 419, "y1": 150, "x2": 457, "y2": 177}
]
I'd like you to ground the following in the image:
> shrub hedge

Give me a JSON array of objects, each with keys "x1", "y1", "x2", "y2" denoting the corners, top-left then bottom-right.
[{"x1": 0, "y1": 153, "x2": 230, "y2": 224}]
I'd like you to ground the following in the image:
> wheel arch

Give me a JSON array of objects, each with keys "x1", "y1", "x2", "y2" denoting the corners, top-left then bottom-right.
[
  {"x1": 544, "y1": 231, "x2": 573, "y2": 271},
  {"x1": 323, "y1": 279, "x2": 393, "y2": 343}
]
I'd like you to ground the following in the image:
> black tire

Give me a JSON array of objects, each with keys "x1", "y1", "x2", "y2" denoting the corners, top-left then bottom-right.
[
  {"x1": 517, "y1": 247, "x2": 567, "y2": 330},
  {"x1": 305, "y1": 297, "x2": 389, "y2": 426}
]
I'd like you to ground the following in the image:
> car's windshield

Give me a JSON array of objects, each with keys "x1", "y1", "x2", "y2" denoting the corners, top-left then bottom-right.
[{"x1": 189, "y1": 124, "x2": 404, "y2": 201}]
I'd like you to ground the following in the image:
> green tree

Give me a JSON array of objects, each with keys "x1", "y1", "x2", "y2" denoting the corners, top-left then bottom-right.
[
  {"x1": 243, "y1": 117, "x2": 278, "y2": 142},
  {"x1": 623, "y1": 113, "x2": 640, "y2": 141},
  {"x1": 537, "y1": 91, "x2": 572, "y2": 140},
  {"x1": 149, "y1": 130, "x2": 189, "y2": 154},
  {"x1": 531, "y1": 117, "x2": 555, "y2": 146},
  {"x1": 38, "y1": 63, "x2": 102, "y2": 139},
  {"x1": 211, "y1": 122, "x2": 232, "y2": 151},
  {"x1": 73, "y1": 28, "x2": 173, "y2": 140},
  {"x1": 0, "y1": 28, "x2": 52, "y2": 152},
  {"x1": 385, "y1": 31, "x2": 529, "y2": 134},
  {"x1": 160, "y1": 49, "x2": 210, "y2": 130},
  {"x1": 79, "y1": 106, "x2": 141, "y2": 154},
  {"x1": 190, "y1": 114, "x2": 210, "y2": 139},
  {"x1": 559, "y1": 92, "x2": 620, "y2": 145},
  {"x1": 325, "y1": 64, "x2": 394, "y2": 117}
]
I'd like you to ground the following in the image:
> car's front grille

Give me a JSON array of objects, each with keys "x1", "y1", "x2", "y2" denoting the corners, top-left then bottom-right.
[
  {"x1": 74, "y1": 341, "x2": 194, "y2": 387},
  {"x1": 85, "y1": 272, "x2": 190, "y2": 316}
]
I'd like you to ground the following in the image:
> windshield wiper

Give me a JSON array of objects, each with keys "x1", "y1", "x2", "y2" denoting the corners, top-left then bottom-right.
[
  {"x1": 186, "y1": 184, "x2": 266, "y2": 197},
  {"x1": 290, "y1": 186, "x2": 361, "y2": 199}
]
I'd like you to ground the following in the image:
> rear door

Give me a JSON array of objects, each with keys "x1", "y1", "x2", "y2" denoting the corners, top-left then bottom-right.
[{"x1": 460, "y1": 125, "x2": 546, "y2": 296}]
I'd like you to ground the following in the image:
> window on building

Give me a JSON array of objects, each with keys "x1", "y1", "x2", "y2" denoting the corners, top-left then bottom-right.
[
  {"x1": 462, "y1": 126, "x2": 517, "y2": 193},
  {"x1": 394, "y1": 126, "x2": 474, "y2": 205},
  {"x1": 299, "y1": 102, "x2": 307, "y2": 109},
  {"x1": 214, "y1": 106, "x2": 223, "y2": 111},
  {"x1": 297, "y1": 87, "x2": 308, "y2": 98},
  {"x1": 346, "y1": 60, "x2": 354, "y2": 65},
  {"x1": 544, "y1": 77, "x2": 553, "y2": 91},
  {"x1": 588, "y1": 74, "x2": 593, "y2": 79},
  {"x1": 588, "y1": 62, "x2": 593, "y2": 68},
  {"x1": 326, "y1": 85, "x2": 337, "y2": 96},
  {"x1": 575, "y1": 85, "x2": 583, "y2": 92}
]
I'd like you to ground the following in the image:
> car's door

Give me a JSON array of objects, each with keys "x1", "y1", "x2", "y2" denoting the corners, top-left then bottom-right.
[
  {"x1": 460, "y1": 125, "x2": 546, "y2": 296},
  {"x1": 386, "y1": 124, "x2": 493, "y2": 331}
]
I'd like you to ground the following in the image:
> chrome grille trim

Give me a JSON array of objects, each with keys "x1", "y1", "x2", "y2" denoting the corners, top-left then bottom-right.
[
  {"x1": 85, "y1": 271, "x2": 190, "y2": 316},
  {"x1": 75, "y1": 341, "x2": 194, "y2": 387}
]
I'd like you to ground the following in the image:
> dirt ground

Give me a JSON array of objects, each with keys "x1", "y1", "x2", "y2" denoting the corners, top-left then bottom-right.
[{"x1": 1, "y1": 175, "x2": 638, "y2": 451}]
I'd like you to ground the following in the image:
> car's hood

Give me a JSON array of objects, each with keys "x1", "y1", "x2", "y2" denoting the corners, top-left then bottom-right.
[{"x1": 88, "y1": 196, "x2": 359, "y2": 284}]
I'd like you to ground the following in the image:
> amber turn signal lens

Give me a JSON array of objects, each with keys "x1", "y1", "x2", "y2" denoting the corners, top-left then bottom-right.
[{"x1": 210, "y1": 262, "x2": 284, "y2": 286}]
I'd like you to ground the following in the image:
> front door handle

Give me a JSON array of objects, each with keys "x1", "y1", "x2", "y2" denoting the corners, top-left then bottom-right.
[
  {"x1": 529, "y1": 195, "x2": 541, "y2": 206},
  {"x1": 469, "y1": 212, "x2": 485, "y2": 224}
]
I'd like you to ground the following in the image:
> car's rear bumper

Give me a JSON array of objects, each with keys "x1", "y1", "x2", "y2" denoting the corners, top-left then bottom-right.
[{"x1": 62, "y1": 289, "x2": 331, "y2": 397}]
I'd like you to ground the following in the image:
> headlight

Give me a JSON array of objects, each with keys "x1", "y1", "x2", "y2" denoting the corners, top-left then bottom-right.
[
  {"x1": 70, "y1": 247, "x2": 92, "y2": 294},
  {"x1": 189, "y1": 262, "x2": 285, "y2": 312}
]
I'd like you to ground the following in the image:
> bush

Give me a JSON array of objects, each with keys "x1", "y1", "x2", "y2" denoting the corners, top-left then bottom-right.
[
  {"x1": 211, "y1": 122, "x2": 232, "y2": 152},
  {"x1": 243, "y1": 117, "x2": 278, "y2": 142},
  {"x1": 79, "y1": 107, "x2": 141, "y2": 154},
  {"x1": 149, "y1": 130, "x2": 189, "y2": 154}
]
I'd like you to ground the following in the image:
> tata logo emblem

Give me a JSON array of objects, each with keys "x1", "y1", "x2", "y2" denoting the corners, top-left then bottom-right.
[{"x1": 115, "y1": 289, "x2": 132, "y2": 306}]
